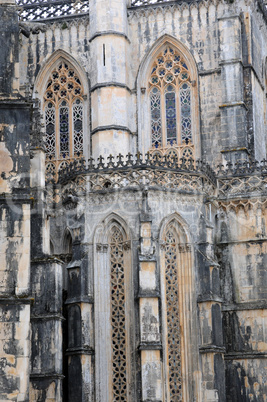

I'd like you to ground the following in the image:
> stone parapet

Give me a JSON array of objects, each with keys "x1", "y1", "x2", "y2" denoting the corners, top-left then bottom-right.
[
  {"x1": 217, "y1": 160, "x2": 267, "y2": 198},
  {"x1": 17, "y1": 0, "x2": 89, "y2": 21},
  {"x1": 47, "y1": 153, "x2": 217, "y2": 189}
]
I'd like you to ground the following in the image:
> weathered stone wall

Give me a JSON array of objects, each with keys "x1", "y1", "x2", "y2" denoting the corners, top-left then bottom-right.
[
  {"x1": 18, "y1": 0, "x2": 267, "y2": 168},
  {"x1": 0, "y1": 0, "x2": 266, "y2": 401},
  {"x1": 30, "y1": 259, "x2": 64, "y2": 401},
  {"x1": 50, "y1": 166, "x2": 223, "y2": 401},
  {"x1": 0, "y1": 2, "x2": 32, "y2": 399},
  {"x1": 128, "y1": 0, "x2": 267, "y2": 165},
  {"x1": 19, "y1": 17, "x2": 90, "y2": 95},
  {"x1": 0, "y1": 0, "x2": 20, "y2": 96},
  {"x1": 217, "y1": 201, "x2": 267, "y2": 400}
]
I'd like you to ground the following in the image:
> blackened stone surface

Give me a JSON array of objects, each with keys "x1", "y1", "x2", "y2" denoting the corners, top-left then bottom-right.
[
  {"x1": 68, "y1": 355, "x2": 82, "y2": 402},
  {"x1": 0, "y1": 6, "x2": 19, "y2": 96}
]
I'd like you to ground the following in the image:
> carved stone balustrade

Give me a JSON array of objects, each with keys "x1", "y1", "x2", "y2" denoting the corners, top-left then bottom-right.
[
  {"x1": 217, "y1": 160, "x2": 267, "y2": 198},
  {"x1": 45, "y1": 153, "x2": 217, "y2": 197},
  {"x1": 16, "y1": 0, "x2": 89, "y2": 21}
]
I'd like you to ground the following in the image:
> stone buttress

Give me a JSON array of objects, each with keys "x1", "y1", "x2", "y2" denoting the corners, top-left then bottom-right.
[
  {"x1": 0, "y1": 0, "x2": 267, "y2": 401},
  {"x1": 0, "y1": 0, "x2": 31, "y2": 399}
]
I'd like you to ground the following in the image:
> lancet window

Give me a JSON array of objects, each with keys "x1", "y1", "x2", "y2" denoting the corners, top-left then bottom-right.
[
  {"x1": 44, "y1": 61, "x2": 84, "y2": 168},
  {"x1": 109, "y1": 226, "x2": 128, "y2": 400},
  {"x1": 149, "y1": 46, "x2": 193, "y2": 150},
  {"x1": 164, "y1": 228, "x2": 183, "y2": 400}
]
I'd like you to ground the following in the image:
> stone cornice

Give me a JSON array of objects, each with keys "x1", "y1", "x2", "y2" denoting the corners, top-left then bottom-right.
[
  {"x1": 127, "y1": 0, "x2": 267, "y2": 27},
  {"x1": 128, "y1": 0, "x2": 227, "y2": 19}
]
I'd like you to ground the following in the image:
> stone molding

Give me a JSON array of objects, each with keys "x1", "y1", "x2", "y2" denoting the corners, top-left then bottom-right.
[
  {"x1": 89, "y1": 31, "x2": 130, "y2": 43},
  {"x1": 224, "y1": 352, "x2": 267, "y2": 360},
  {"x1": 90, "y1": 125, "x2": 132, "y2": 136},
  {"x1": 46, "y1": 153, "x2": 216, "y2": 194},
  {"x1": 128, "y1": 0, "x2": 239, "y2": 19},
  {"x1": 199, "y1": 345, "x2": 226, "y2": 354},
  {"x1": 218, "y1": 199, "x2": 267, "y2": 213},
  {"x1": 90, "y1": 82, "x2": 132, "y2": 93}
]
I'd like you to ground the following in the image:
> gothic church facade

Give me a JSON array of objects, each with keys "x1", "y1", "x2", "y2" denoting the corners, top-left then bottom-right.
[{"x1": 0, "y1": 0, "x2": 267, "y2": 400}]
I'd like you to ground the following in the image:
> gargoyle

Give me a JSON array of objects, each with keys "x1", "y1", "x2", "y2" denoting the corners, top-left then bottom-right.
[{"x1": 19, "y1": 21, "x2": 47, "y2": 38}]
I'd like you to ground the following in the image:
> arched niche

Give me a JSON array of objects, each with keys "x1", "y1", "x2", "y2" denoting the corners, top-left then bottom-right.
[
  {"x1": 159, "y1": 212, "x2": 200, "y2": 401},
  {"x1": 93, "y1": 213, "x2": 135, "y2": 401},
  {"x1": 50, "y1": 240, "x2": 55, "y2": 255},
  {"x1": 62, "y1": 229, "x2": 72, "y2": 256}
]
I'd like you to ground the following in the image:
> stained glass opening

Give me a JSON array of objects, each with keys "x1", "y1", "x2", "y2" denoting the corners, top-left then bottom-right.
[
  {"x1": 165, "y1": 85, "x2": 177, "y2": 142},
  {"x1": 150, "y1": 87, "x2": 162, "y2": 147},
  {"x1": 149, "y1": 46, "x2": 193, "y2": 149},
  {"x1": 45, "y1": 102, "x2": 55, "y2": 159},
  {"x1": 44, "y1": 61, "x2": 84, "y2": 171}
]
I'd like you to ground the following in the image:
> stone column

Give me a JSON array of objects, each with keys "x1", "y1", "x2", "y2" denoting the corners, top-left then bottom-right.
[
  {"x1": 138, "y1": 220, "x2": 163, "y2": 401},
  {"x1": 218, "y1": 11, "x2": 248, "y2": 164},
  {"x1": 30, "y1": 258, "x2": 64, "y2": 401},
  {"x1": 65, "y1": 240, "x2": 94, "y2": 402},
  {"x1": 198, "y1": 214, "x2": 226, "y2": 401},
  {"x1": 89, "y1": 0, "x2": 134, "y2": 159}
]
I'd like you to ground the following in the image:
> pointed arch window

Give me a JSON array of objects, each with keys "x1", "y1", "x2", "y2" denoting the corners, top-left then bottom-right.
[
  {"x1": 109, "y1": 226, "x2": 128, "y2": 400},
  {"x1": 149, "y1": 46, "x2": 193, "y2": 149},
  {"x1": 160, "y1": 218, "x2": 194, "y2": 401},
  {"x1": 44, "y1": 61, "x2": 84, "y2": 165},
  {"x1": 94, "y1": 220, "x2": 134, "y2": 401},
  {"x1": 164, "y1": 227, "x2": 183, "y2": 400}
]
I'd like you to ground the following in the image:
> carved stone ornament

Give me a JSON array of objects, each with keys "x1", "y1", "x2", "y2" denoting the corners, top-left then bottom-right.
[
  {"x1": 96, "y1": 243, "x2": 109, "y2": 253},
  {"x1": 18, "y1": 0, "x2": 89, "y2": 22},
  {"x1": 62, "y1": 194, "x2": 79, "y2": 210},
  {"x1": 178, "y1": 244, "x2": 187, "y2": 253},
  {"x1": 159, "y1": 241, "x2": 166, "y2": 250},
  {"x1": 123, "y1": 241, "x2": 131, "y2": 250},
  {"x1": 19, "y1": 21, "x2": 47, "y2": 37}
]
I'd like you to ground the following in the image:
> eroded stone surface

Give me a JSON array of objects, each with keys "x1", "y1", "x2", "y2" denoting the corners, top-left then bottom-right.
[{"x1": 0, "y1": 0, "x2": 267, "y2": 401}]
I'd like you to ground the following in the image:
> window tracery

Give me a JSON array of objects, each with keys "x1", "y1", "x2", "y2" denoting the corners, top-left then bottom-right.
[
  {"x1": 149, "y1": 46, "x2": 193, "y2": 159},
  {"x1": 44, "y1": 61, "x2": 84, "y2": 176},
  {"x1": 110, "y1": 227, "x2": 128, "y2": 400},
  {"x1": 164, "y1": 228, "x2": 183, "y2": 400}
]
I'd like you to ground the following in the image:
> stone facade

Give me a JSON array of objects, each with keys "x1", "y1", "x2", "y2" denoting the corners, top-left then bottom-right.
[{"x1": 0, "y1": 0, "x2": 267, "y2": 401}]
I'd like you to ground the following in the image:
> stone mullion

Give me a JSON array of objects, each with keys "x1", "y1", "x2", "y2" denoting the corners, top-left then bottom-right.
[
  {"x1": 69, "y1": 100, "x2": 74, "y2": 157},
  {"x1": 138, "y1": 221, "x2": 162, "y2": 401},
  {"x1": 176, "y1": 85, "x2": 181, "y2": 145},
  {"x1": 161, "y1": 87, "x2": 166, "y2": 146},
  {"x1": 55, "y1": 105, "x2": 60, "y2": 160}
]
